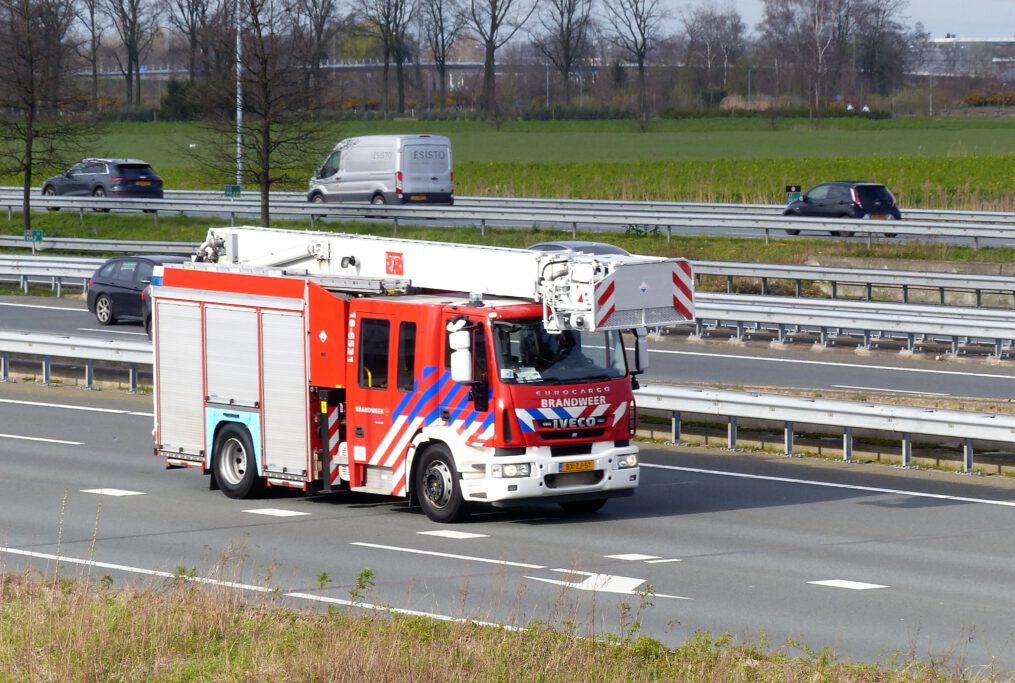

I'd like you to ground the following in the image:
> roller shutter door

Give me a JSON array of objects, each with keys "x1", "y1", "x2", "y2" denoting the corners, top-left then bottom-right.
[
  {"x1": 155, "y1": 301, "x2": 204, "y2": 456},
  {"x1": 205, "y1": 306, "x2": 259, "y2": 407},
  {"x1": 260, "y1": 311, "x2": 309, "y2": 476}
]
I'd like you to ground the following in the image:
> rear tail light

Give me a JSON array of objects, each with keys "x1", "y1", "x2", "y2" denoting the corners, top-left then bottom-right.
[
  {"x1": 86, "y1": 278, "x2": 93, "y2": 289},
  {"x1": 850, "y1": 187, "x2": 861, "y2": 205},
  {"x1": 111, "y1": 176, "x2": 129, "y2": 183},
  {"x1": 395, "y1": 171, "x2": 403, "y2": 194}
]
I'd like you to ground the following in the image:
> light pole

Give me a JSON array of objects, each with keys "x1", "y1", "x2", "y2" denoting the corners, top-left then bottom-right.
[{"x1": 235, "y1": 0, "x2": 243, "y2": 189}]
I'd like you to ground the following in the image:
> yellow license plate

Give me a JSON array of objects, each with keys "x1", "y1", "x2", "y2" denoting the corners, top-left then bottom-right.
[
  {"x1": 561, "y1": 460, "x2": 594, "y2": 473},
  {"x1": 136, "y1": 181, "x2": 151, "y2": 186},
  {"x1": 869, "y1": 214, "x2": 886, "y2": 220},
  {"x1": 411, "y1": 194, "x2": 427, "y2": 201}
]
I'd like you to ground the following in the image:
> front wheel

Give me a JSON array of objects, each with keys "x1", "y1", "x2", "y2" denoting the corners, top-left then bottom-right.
[
  {"x1": 415, "y1": 444, "x2": 469, "y2": 523},
  {"x1": 94, "y1": 294, "x2": 115, "y2": 325},
  {"x1": 213, "y1": 425, "x2": 263, "y2": 499},
  {"x1": 559, "y1": 499, "x2": 607, "y2": 515},
  {"x1": 310, "y1": 193, "x2": 325, "y2": 204}
]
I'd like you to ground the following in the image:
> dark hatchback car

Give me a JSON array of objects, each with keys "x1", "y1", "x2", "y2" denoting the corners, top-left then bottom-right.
[
  {"x1": 41, "y1": 158, "x2": 164, "y2": 208},
  {"x1": 86, "y1": 255, "x2": 189, "y2": 330},
  {"x1": 783, "y1": 181, "x2": 901, "y2": 237}
]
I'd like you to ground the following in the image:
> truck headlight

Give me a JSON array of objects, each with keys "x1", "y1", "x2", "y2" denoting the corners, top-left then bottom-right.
[
  {"x1": 618, "y1": 453, "x2": 639, "y2": 469},
  {"x1": 491, "y1": 463, "x2": 532, "y2": 478}
]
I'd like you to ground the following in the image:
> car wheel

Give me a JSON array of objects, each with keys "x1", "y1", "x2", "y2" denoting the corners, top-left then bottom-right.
[
  {"x1": 43, "y1": 185, "x2": 59, "y2": 211},
  {"x1": 559, "y1": 499, "x2": 607, "y2": 515},
  {"x1": 94, "y1": 294, "x2": 115, "y2": 325},
  {"x1": 415, "y1": 443, "x2": 469, "y2": 523},
  {"x1": 144, "y1": 315, "x2": 152, "y2": 340},
  {"x1": 785, "y1": 229, "x2": 801, "y2": 236},
  {"x1": 310, "y1": 193, "x2": 325, "y2": 204},
  {"x1": 213, "y1": 425, "x2": 263, "y2": 499},
  {"x1": 371, "y1": 194, "x2": 386, "y2": 205},
  {"x1": 92, "y1": 186, "x2": 111, "y2": 212},
  {"x1": 831, "y1": 231, "x2": 855, "y2": 238}
]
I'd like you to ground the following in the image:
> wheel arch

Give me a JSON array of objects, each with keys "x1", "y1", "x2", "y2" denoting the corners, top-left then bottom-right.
[{"x1": 206, "y1": 417, "x2": 262, "y2": 477}]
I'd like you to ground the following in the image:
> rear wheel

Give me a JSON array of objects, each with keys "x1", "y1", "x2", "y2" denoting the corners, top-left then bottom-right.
[
  {"x1": 213, "y1": 425, "x2": 263, "y2": 499},
  {"x1": 43, "y1": 185, "x2": 59, "y2": 211},
  {"x1": 371, "y1": 194, "x2": 386, "y2": 205},
  {"x1": 416, "y1": 444, "x2": 469, "y2": 523},
  {"x1": 94, "y1": 294, "x2": 115, "y2": 325},
  {"x1": 785, "y1": 229, "x2": 800, "y2": 236},
  {"x1": 92, "y1": 186, "x2": 111, "y2": 212},
  {"x1": 559, "y1": 499, "x2": 607, "y2": 515}
]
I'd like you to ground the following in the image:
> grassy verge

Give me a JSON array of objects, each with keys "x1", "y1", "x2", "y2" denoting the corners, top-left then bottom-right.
[{"x1": 0, "y1": 570, "x2": 973, "y2": 681}]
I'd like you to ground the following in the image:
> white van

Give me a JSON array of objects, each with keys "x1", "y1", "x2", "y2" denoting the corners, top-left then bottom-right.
[{"x1": 307, "y1": 134, "x2": 453, "y2": 205}]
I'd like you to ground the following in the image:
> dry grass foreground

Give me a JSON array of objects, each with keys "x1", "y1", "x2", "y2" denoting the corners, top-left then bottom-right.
[{"x1": 0, "y1": 568, "x2": 995, "y2": 682}]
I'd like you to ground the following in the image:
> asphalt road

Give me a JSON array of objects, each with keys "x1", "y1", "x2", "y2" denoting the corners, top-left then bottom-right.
[
  {"x1": 5, "y1": 294, "x2": 1015, "y2": 400},
  {"x1": 2, "y1": 382, "x2": 1015, "y2": 672}
]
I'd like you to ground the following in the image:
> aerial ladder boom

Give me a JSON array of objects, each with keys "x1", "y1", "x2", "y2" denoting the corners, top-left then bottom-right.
[{"x1": 194, "y1": 226, "x2": 694, "y2": 332}]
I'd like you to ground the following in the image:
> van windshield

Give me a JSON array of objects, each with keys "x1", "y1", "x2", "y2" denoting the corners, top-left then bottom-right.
[
  {"x1": 492, "y1": 320, "x2": 627, "y2": 384},
  {"x1": 402, "y1": 144, "x2": 450, "y2": 174}
]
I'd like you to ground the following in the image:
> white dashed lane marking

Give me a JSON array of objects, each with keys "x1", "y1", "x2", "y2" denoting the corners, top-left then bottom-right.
[
  {"x1": 243, "y1": 508, "x2": 311, "y2": 517},
  {"x1": 0, "y1": 433, "x2": 83, "y2": 445},
  {"x1": 81, "y1": 488, "x2": 145, "y2": 497},
  {"x1": 808, "y1": 579, "x2": 889, "y2": 591},
  {"x1": 418, "y1": 530, "x2": 489, "y2": 540}
]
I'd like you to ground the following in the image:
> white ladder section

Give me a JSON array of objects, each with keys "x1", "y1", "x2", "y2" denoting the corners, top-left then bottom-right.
[{"x1": 194, "y1": 226, "x2": 695, "y2": 331}]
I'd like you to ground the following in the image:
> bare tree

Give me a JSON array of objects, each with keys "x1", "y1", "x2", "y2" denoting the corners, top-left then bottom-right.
[
  {"x1": 531, "y1": 0, "x2": 594, "y2": 104},
  {"x1": 194, "y1": 0, "x2": 327, "y2": 224},
  {"x1": 76, "y1": 0, "x2": 105, "y2": 110},
  {"x1": 289, "y1": 0, "x2": 341, "y2": 104},
  {"x1": 0, "y1": 0, "x2": 93, "y2": 230},
  {"x1": 103, "y1": 0, "x2": 158, "y2": 106},
  {"x1": 169, "y1": 0, "x2": 208, "y2": 82},
  {"x1": 361, "y1": 0, "x2": 414, "y2": 116},
  {"x1": 419, "y1": 0, "x2": 465, "y2": 111},
  {"x1": 468, "y1": 0, "x2": 535, "y2": 114},
  {"x1": 601, "y1": 0, "x2": 663, "y2": 127},
  {"x1": 681, "y1": 2, "x2": 744, "y2": 106}
]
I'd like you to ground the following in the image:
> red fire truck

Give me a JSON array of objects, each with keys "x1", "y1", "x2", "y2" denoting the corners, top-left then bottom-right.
[{"x1": 150, "y1": 227, "x2": 694, "y2": 522}]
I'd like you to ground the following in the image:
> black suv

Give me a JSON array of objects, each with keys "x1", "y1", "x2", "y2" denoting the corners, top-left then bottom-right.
[
  {"x1": 41, "y1": 158, "x2": 164, "y2": 208},
  {"x1": 783, "y1": 181, "x2": 901, "y2": 237},
  {"x1": 86, "y1": 255, "x2": 189, "y2": 330}
]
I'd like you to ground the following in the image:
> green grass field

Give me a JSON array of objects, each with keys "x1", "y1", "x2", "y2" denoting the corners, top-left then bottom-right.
[{"x1": 10, "y1": 116, "x2": 1014, "y2": 209}]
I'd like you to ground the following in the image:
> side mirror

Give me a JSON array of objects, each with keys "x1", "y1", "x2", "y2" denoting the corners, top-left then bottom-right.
[
  {"x1": 449, "y1": 329, "x2": 473, "y2": 384},
  {"x1": 632, "y1": 327, "x2": 649, "y2": 373},
  {"x1": 314, "y1": 166, "x2": 323, "y2": 178}
]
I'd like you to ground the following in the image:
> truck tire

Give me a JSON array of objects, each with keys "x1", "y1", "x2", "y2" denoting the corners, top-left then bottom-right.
[
  {"x1": 416, "y1": 444, "x2": 469, "y2": 523},
  {"x1": 559, "y1": 499, "x2": 607, "y2": 515},
  {"x1": 213, "y1": 424, "x2": 263, "y2": 499}
]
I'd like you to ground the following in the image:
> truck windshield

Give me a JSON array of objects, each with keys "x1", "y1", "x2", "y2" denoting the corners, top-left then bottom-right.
[{"x1": 492, "y1": 320, "x2": 627, "y2": 384}]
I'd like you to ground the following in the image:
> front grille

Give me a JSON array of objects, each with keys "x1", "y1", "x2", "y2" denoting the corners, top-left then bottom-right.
[
  {"x1": 544, "y1": 471, "x2": 603, "y2": 488},
  {"x1": 541, "y1": 428, "x2": 605, "y2": 440},
  {"x1": 550, "y1": 444, "x2": 593, "y2": 457}
]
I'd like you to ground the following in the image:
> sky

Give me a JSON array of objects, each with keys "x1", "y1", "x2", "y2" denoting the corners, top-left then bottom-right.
[{"x1": 728, "y1": 0, "x2": 1015, "y2": 40}]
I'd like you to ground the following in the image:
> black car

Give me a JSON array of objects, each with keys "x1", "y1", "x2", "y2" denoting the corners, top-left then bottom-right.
[
  {"x1": 783, "y1": 181, "x2": 901, "y2": 237},
  {"x1": 41, "y1": 158, "x2": 164, "y2": 209},
  {"x1": 86, "y1": 255, "x2": 189, "y2": 329}
]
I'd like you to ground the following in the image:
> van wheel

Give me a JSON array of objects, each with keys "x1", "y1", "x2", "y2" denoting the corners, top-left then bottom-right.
[
  {"x1": 213, "y1": 425, "x2": 263, "y2": 499},
  {"x1": 371, "y1": 194, "x2": 386, "y2": 205},
  {"x1": 416, "y1": 444, "x2": 469, "y2": 523},
  {"x1": 310, "y1": 193, "x2": 325, "y2": 204}
]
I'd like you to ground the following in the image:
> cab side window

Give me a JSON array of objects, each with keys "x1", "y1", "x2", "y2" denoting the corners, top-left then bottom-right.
[
  {"x1": 320, "y1": 151, "x2": 341, "y2": 177},
  {"x1": 396, "y1": 321, "x2": 416, "y2": 391},
  {"x1": 358, "y1": 318, "x2": 390, "y2": 389}
]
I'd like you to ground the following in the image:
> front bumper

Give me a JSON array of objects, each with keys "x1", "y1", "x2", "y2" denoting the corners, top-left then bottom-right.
[{"x1": 458, "y1": 442, "x2": 640, "y2": 505}]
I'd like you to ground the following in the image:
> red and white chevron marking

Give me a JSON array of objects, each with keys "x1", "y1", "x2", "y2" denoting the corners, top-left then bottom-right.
[
  {"x1": 672, "y1": 261, "x2": 694, "y2": 320},
  {"x1": 327, "y1": 406, "x2": 342, "y2": 484},
  {"x1": 595, "y1": 277, "x2": 616, "y2": 328}
]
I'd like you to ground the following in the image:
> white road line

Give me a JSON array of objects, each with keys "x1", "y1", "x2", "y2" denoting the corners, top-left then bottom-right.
[
  {"x1": 81, "y1": 488, "x2": 145, "y2": 497},
  {"x1": 832, "y1": 384, "x2": 950, "y2": 396},
  {"x1": 643, "y1": 463, "x2": 1015, "y2": 508},
  {"x1": 0, "y1": 433, "x2": 82, "y2": 445},
  {"x1": 644, "y1": 559, "x2": 682, "y2": 564},
  {"x1": 606, "y1": 553, "x2": 659, "y2": 561},
  {"x1": 809, "y1": 579, "x2": 888, "y2": 590},
  {"x1": 0, "y1": 302, "x2": 86, "y2": 312},
  {"x1": 0, "y1": 398, "x2": 153, "y2": 417},
  {"x1": 351, "y1": 542, "x2": 545, "y2": 569},
  {"x1": 418, "y1": 530, "x2": 489, "y2": 540},
  {"x1": 0, "y1": 545, "x2": 523, "y2": 628},
  {"x1": 75, "y1": 327, "x2": 146, "y2": 336},
  {"x1": 243, "y1": 508, "x2": 311, "y2": 517},
  {"x1": 651, "y1": 348, "x2": 1015, "y2": 381}
]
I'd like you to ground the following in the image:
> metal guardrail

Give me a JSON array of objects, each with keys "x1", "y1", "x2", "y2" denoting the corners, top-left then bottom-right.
[
  {"x1": 4, "y1": 187, "x2": 1011, "y2": 226},
  {"x1": 1, "y1": 193, "x2": 1013, "y2": 244},
  {"x1": 634, "y1": 383, "x2": 1014, "y2": 472},
  {"x1": 0, "y1": 328, "x2": 1010, "y2": 472},
  {"x1": 0, "y1": 255, "x2": 104, "y2": 295},
  {"x1": 0, "y1": 330, "x2": 151, "y2": 391}
]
